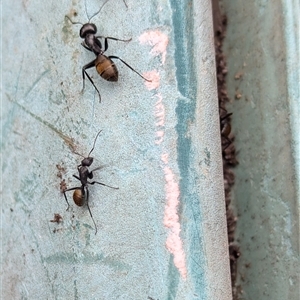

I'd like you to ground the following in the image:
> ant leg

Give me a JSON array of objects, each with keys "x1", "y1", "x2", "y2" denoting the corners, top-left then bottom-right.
[
  {"x1": 109, "y1": 56, "x2": 151, "y2": 82},
  {"x1": 85, "y1": 187, "x2": 98, "y2": 235},
  {"x1": 63, "y1": 192, "x2": 70, "y2": 211},
  {"x1": 222, "y1": 137, "x2": 232, "y2": 151},
  {"x1": 95, "y1": 36, "x2": 132, "y2": 52},
  {"x1": 65, "y1": 15, "x2": 82, "y2": 26},
  {"x1": 82, "y1": 60, "x2": 102, "y2": 102},
  {"x1": 88, "y1": 180, "x2": 119, "y2": 190},
  {"x1": 220, "y1": 113, "x2": 232, "y2": 150},
  {"x1": 81, "y1": 42, "x2": 93, "y2": 52},
  {"x1": 219, "y1": 106, "x2": 228, "y2": 113},
  {"x1": 221, "y1": 113, "x2": 233, "y2": 121},
  {"x1": 90, "y1": 165, "x2": 107, "y2": 173},
  {"x1": 87, "y1": 165, "x2": 109, "y2": 179},
  {"x1": 73, "y1": 174, "x2": 81, "y2": 181},
  {"x1": 63, "y1": 187, "x2": 81, "y2": 211}
]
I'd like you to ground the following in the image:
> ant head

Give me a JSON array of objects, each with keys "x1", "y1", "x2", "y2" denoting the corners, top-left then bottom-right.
[
  {"x1": 80, "y1": 23, "x2": 97, "y2": 38},
  {"x1": 81, "y1": 156, "x2": 94, "y2": 167},
  {"x1": 66, "y1": 0, "x2": 128, "y2": 38},
  {"x1": 66, "y1": 0, "x2": 118, "y2": 36}
]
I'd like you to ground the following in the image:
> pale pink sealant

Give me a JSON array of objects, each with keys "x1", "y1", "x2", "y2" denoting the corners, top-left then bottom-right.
[
  {"x1": 162, "y1": 155, "x2": 187, "y2": 279},
  {"x1": 155, "y1": 94, "x2": 165, "y2": 126},
  {"x1": 143, "y1": 70, "x2": 160, "y2": 90},
  {"x1": 155, "y1": 130, "x2": 164, "y2": 145},
  {"x1": 141, "y1": 30, "x2": 187, "y2": 279},
  {"x1": 139, "y1": 30, "x2": 169, "y2": 65},
  {"x1": 154, "y1": 93, "x2": 164, "y2": 144}
]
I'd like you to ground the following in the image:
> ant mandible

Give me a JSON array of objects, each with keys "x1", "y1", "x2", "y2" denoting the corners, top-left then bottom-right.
[
  {"x1": 63, "y1": 130, "x2": 118, "y2": 235},
  {"x1": 66, "y1": 0, "x2": 151, "y2": 102}
]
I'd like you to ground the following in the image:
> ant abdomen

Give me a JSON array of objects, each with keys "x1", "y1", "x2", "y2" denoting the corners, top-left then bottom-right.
[
  {"x1": 95, "y1": 55, "x2": 118, "y2": 81},
  {"x1": 73, "y1": 189, "x2": 85, "y2": 206},
  {"x1": 221, "y1": 121, "x2": 231, "y2": 138}
]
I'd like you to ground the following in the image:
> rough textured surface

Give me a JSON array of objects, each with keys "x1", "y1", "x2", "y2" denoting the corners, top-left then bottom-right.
[
  {"x1": 213, "y1": 11, "x2": 239, "y2": 296},
  {"x1": 220, "y1": 0, "x2": 300, "y2": 299},
  {"x1": 2, "y1": 0, "x2": 231, "y2": 299}
]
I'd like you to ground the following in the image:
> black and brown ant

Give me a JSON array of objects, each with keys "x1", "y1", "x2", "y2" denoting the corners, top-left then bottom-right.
[
  {"x1": 66, "y1": 0, "x2": 151, "y2": 102},
  {"x1": 219, "y1": 107, "x2": 233, "y2": 151},
  {"x1": 62, "y1": 130, "x2": 118, "y2": 234}
]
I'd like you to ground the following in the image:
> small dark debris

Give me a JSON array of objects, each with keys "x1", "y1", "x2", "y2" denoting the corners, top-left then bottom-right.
[
  {"x1": 56, "y1": 163, "x2": 66, "y2": 179},
  {"x1": 60, "y1": 179, "x2": 67, "y2": 193},
  {"x1": 234, "y1": 72, "x2": 244, "y2": 80},
  {"x1": 235, "y1": 90, "x2": 242, "y2": 99},
  {"x1": 229, "y1": 244, "x2": 241, "y2": 261},
  {"x1": 50, "y1": 213, "x2": 63, "y2": 223}
]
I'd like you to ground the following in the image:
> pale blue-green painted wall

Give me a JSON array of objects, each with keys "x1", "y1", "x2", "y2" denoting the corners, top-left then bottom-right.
[{"x1": 2, "y1": 0, "x2": 231, "y2": 299}]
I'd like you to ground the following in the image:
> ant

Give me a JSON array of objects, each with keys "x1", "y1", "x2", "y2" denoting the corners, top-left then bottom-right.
[
  {"x1": 219, "y1": 107, "x2": 233, "y2": 151},
  {"x1": 62, "y1": 130, "x2": 118, "y2": 235},
  {"x1": 66, "y1": 0, "x2": 151, "y2": 102}
]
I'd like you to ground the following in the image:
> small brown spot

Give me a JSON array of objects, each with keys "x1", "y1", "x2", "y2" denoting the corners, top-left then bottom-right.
[
  {"x1": 60, "y1": 179, "x2": 67, "y2": 193},
  {"x1": 56, "y1": 163, "x2": 66, "y2": 179},
  {"x1": 235, "y1": 90, "x2": 242, "y2": 99},
  {"x1": 234, "y1": 72, "x2": 243, "y2": 80},
  {"x1": 50, "y1": 213, "x2": 63, "y2": 223}
]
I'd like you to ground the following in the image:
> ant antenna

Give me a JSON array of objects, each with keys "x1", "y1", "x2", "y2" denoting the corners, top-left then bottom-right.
[
  {"x1": 88, "y1": 0, "x2": 128, "y2": 23},
  {"x1": 122, "y1": 0, "x2": 128, "y2": 9},
  {"x1": 88, "y1": 130, "x2": 102, "y2": 157},
  {"x1": 88, "y1": 0, "x2": 111, "y2": 23},
  {"x1": 66, "y1": 0, "x2": 127, "y2": 26},
  {"x1": 86, "y1": 192, "x2": 98, "y2": 235},
  {"x1": 73, "y1": 150, "x2": 85, "y2": 159},
  {"x1": 72, "y1": 130, "x2": 102, "y2": 159}
]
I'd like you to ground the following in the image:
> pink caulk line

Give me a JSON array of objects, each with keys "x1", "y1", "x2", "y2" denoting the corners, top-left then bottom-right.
[
  {"x1": 139, "y1": 30, "x2": 169, "y2": 65},
  {"x1": 141, "y1": 30, "x2": 187, "y2": 279},
  {"x1": 154, "y1": 93, "x2": 164, "y2": 144},
  {"x1": 155, "y1": 130, "x2": 164, "y2": 145},
  {"x1": 154, "y1": 96, "x2": 187, "y2": 278},
  {"x1": 143, "y1": 70, "x2": 160, "y2": 91},
  {"x1": 162, "y1": 155, "x2": 187, "y2": 279}
]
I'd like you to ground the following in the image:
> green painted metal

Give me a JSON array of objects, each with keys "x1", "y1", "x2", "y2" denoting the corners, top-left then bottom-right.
[
  {"x1": 221, "y1": 0, "x2": 299, "y2": 299},
  {"x1": 2, "y1": 0, "x2": 231, "y2": 299}
]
